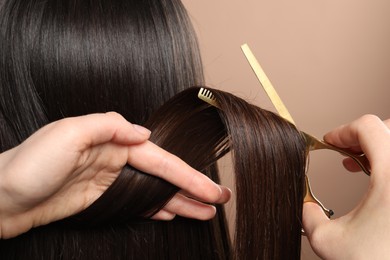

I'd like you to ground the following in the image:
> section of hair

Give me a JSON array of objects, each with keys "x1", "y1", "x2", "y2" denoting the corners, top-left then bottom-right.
[{"x1": 212, "y1": 90, "x2": 306, "y2": 259}]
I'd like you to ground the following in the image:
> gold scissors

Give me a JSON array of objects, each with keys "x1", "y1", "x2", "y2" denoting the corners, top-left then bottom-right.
[{"x1": 241, "y1": 43, "x2": 371, "y2": 218}]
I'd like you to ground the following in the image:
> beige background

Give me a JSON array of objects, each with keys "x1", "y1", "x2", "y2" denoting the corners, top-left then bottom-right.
[{"x1": 182, "y1": 0, "x2": 390, "y2": 259}]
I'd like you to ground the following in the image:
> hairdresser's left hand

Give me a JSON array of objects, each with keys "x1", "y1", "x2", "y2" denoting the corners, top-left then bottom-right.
[
  {"x1": 302, "y1": 115, "x2": 390, "y2": 260},
  {"x1": 0, "y1": 113, "x2": 230, "y2": 239}
]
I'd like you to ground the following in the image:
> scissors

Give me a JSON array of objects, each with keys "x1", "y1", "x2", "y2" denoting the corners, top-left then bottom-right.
[{"x1": 241, "y1": 43, "x2": 371, "y2": 218}]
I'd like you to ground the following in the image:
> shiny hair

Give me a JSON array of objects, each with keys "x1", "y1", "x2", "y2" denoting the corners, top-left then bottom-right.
[
  {"x1": 0, "y1": 87, "x2": 306, "y2": 259},
  {"x1": 0, "y1": 0, "x2": 203, "y2": 150},
  {"x1": 0, "y1": 0, "x2": 305, "y2": 259}
]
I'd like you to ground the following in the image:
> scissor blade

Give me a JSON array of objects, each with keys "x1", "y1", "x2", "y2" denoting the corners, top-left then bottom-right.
[{"x1": 241, "y1": 43, "x2": 296, "y2": 126}]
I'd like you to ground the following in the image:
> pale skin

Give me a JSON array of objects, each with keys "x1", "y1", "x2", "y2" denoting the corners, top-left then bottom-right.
[
  {"x1": 0, "y1": 112, "x2": 231, "y2": 239},
  {"x1": 303, "y1": 115, "x2": 390, "y2": 260}
]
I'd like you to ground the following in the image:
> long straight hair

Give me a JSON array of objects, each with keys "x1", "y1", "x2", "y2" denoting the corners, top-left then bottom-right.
[
  {"x1": 0, "y1": 0, "x2": 306, "y2": 259},
  {"x1": 0, "y1": 87, "x2": 306, "y2": 259},
  {"x1": 0, "y1": 0, "x2": 203, "y2": 150}
]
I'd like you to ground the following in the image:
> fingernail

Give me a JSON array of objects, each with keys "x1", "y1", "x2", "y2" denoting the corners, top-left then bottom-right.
[
  {"x1": 218, "y1": 186, "x2": 232, "y2": 204},
  {"x1": 133, "y1": 124, "x2": 151, "y2": 136}
]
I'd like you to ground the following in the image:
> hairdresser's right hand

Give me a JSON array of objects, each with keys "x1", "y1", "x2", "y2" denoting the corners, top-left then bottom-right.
[
  {"x1": 0, "y1": 112, "x2": 230, "y2": 239},
  {"x1": 302, "y1": 115, "x2": 390, "y2": 260}
]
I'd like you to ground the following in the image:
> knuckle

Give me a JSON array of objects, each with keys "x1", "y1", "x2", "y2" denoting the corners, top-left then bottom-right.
[
  {"x1": 52, "y1": 118, "x2": 80, "y2": 140},
  {"x1": 105, "y1": 111, "x2": 125, "y2": 121},
  {"x1": 358, "y1": 114, "x2": 381, "y2": 125},
  {"x1": 353, "y1": 114, "x2": 383, "y2": 135}
]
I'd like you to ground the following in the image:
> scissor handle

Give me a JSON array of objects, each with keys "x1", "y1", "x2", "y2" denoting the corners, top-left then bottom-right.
[
  {"x1": 302, "y1": 131, "x2": 371, "y2": 176},
  {"x1": 304, "y1": 175, "x2": 334, "y2": 218}
]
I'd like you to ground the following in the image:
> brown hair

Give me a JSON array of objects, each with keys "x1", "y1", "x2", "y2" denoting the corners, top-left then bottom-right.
[
  {"x1": 0, "y1": 0, "x2": 305, "y2": 258},
  {"x1": 0, "y1": 87, "x2": 306, "y2": 259}
]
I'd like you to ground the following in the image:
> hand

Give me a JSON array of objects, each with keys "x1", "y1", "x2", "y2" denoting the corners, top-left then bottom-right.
[
  {"x1": 303, "y1": 115, "x2": 390, "y2": 259},
  {"x1": 0, "y1": 112, "x2": 230, "y2": 239}
]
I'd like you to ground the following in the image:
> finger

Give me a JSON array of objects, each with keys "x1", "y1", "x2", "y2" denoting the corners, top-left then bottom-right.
[
  {"x1": 385, "y1": 119, "x2": 390, "y2": 128},
  {"x1": 342, "y1": 157, "x2": 365, "y2": 172},
  {"x1": 180, "y1": 185, "x2": 232, "y2": 204},
  {"x1": 323, "y1": 115, "x2": 378, "y2": 148},
  {"x1": 158, "y1": 193, "x2": 217, "y2": 220},
  {"x1": 216, "y1": 186, "x2": 232, "y2": 204},
  {"x1": 82, "y1": 112, "x2": 151, "y2": 144},
  {"x1": 324, "y1": 115, "x2": 390, "y2": 168},
  {"x1": 55, "y1": 112, "x2": 151, "y2": 148},
  {"x1": 150, "y1": 209, "x2": 176, "y2": 221},
  {"x1": 127, "y1": 141, "x2": 223, "y2": 203}
]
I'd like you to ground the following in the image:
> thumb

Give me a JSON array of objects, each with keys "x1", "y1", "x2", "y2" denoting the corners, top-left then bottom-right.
[
  {"x1": 103, "y1": 112, "x2": 151, "y2": 144},
  {"x1": 72, "y1": 112, "x2": 151, "y2": 146},
  {"x1": 302, "y1": 202, "x2": 334, "y2": 258},
  {"x1": 302, "y1": 202, "x2": 330, "y2": 237}
]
